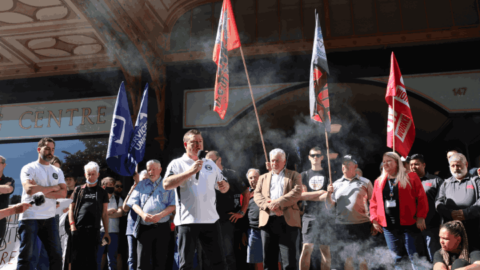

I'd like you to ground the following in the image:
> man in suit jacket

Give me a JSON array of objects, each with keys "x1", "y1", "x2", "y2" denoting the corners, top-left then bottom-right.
[{"x1": 254, "y1": 148, "x2": 302, "y2": 270}]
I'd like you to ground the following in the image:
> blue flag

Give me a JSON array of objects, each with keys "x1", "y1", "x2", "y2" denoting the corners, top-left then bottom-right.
[
  {"x1": 129, "y1": 83, "x2": 149, "y2": 165},
  {"x1": 106, "y1": 82, "x2": 136, "y2": 176}
]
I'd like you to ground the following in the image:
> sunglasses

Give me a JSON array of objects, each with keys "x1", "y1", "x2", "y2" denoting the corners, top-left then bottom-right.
[
  {"x1": 115, "y1": 185, "x2": 123, "y2": 188},
  {"x1": 309, "y1": 154, "x2": 322, "y2": 158}
]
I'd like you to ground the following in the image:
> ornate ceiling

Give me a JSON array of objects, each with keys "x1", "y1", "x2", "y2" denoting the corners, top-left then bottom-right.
[
  {"x1": 1, "y1": 0, "x2": 479, "y2": 81},
  {"x1": 0, "y1": 0, "x2": 120, "y2": 80}
]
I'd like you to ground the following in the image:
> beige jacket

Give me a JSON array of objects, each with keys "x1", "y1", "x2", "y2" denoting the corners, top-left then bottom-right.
[{"x1": 254, "y1": 168, "x2": 302, "y2": 228}]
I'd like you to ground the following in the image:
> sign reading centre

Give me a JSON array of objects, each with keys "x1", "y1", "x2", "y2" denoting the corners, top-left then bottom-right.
[{"x1": 0, "y1": 96, "x2": 116, "y2": 140}]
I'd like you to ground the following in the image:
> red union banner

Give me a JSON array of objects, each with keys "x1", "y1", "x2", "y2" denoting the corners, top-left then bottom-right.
[
  {"x1": 212, "y1": 0, "x2": 240, "y2": 119},
  {"x1": 386, "y1": 52, "x2": 415, "y2": 157}
]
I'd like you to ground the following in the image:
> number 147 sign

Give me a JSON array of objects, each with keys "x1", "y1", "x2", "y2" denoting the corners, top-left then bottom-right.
[{"x1": 453, "y1": 88, "x2": 467, "y2": 96}]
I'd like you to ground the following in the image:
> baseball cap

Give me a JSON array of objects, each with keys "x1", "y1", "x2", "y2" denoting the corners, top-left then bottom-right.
[{"x1": 342, "y1": 155, "x2": 357, "y2": 165}]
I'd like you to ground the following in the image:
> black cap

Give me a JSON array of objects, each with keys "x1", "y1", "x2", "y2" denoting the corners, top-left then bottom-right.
[{"x1": 342, "y1": 155, "x2": 357, "y2": 165}]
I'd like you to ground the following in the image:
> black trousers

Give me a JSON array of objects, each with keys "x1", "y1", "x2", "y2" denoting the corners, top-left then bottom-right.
[
  {"x1": 219, "y1": 220, "x2": 236, "y2": 270},
  {"x1": 177, "y1": 221, "x2": 226, "y2": 270},
  {"x1": 137, "y1": 222, "x2": 171, "y2": 270},
  {"x1": 70, "y1": 228, "x2": 100, "y2": 270},
  {"x1": 260, "y1": 216, "x2": 298, "y2": 270}
]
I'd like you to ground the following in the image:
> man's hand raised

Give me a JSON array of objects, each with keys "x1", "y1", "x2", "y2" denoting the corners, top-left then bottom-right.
[{"x1": 189, "y1": 160, "x2": 203, "y2": 176}]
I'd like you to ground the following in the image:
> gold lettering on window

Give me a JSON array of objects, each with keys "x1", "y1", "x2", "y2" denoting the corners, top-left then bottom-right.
[
  {"x1": 97, "y1": 106, "x2": 106, "y2": 124},
  {"x1": 66, "y1": 108, "x2": 79, "y2": 126},
  {"x1": 34, "y1": 111, "x2": 44, "y2": 128},
  {"x1": 81, "y1": 108, "x2": 94, "y2": 125},
  {"x1": 19, "y1": 111, "x2": 33, "y2": 129},
  {"x1": 47, "y1": 110, "x2": 62, "y2": 128}
]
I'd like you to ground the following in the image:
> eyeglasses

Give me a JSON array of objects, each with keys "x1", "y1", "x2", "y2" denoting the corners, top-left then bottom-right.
[
  {"x1": 115, "y1": 185, "x2": 123, "y2": 188},
  {"x1": 309, "y1": 154, "x2": 322, "y2": 158}
]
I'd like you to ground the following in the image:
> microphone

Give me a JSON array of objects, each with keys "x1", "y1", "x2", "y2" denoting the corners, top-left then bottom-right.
[
  {"x1": 29, "y1": 192, "x2": 46, "y2": 206},
  {"x1": 196, "y1": 150, "x2": 207, "y2": 180}
]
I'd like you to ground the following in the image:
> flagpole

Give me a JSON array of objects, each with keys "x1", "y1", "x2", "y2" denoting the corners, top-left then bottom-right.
[
  {"x1": 239, "y1": 46, "x2": 269, "y2": 162},
  {"x1": 392, "y1": 96, "x2": 396, "y2": 153},
  {"x1": 324, "y1": 129, "x2": 333, "y2": 185}
]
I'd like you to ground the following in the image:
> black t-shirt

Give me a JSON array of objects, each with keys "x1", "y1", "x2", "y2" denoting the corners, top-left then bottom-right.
[
  {"x1": 383, "y1": 178, "x2": 400, "y2": 227},
  {"x1": 433, "y1": 250, "x2": 459, "y2": 266},
  {"x1": 0, "y1": 175, "x2": 14, "y2": 210},
  {"x1": 246, "y1": 188, "x2": 260, "y2": 229},
  {"x1": 216, "y1": 168, "x2": 248, "y2": 222},
  {"x1": 74, "y1": 186, "x2": 109, "y2": 229},
  {"x1": 301, "y1": 169, "x2": 328, "y2": 219}
]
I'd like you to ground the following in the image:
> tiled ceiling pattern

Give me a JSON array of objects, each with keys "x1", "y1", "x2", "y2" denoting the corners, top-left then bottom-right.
[{"x1": 0, "y1": 0, "x2": 116, "y2": 80}]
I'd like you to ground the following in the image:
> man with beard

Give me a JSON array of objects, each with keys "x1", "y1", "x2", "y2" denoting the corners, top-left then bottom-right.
[
  {"x1": 163, "y1": 129, "x2": 229, "y2": 270},
  {"x1": 410, "y1": 154, "x2": 444, "y2": 263},
  {"x1": 97, "y1": 177, "x2": 124, "y2": 270},
  {"x1": 436, "y1": 153, "x2": 480, "y2": 252},
  {"x1": 17, "y1": 137, "x2": 66, "y2": 270}
]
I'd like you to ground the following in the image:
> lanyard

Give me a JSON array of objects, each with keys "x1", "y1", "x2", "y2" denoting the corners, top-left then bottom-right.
[{"x1": 388, "y1": 179, "x2": 396, "y2": 200}]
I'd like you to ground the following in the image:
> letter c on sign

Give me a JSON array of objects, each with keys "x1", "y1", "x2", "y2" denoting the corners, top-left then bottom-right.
[{"x1": 19, "y1": 111, "x2": 33, "y2": 129}]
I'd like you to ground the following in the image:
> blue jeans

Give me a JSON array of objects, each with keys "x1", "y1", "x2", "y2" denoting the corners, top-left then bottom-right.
[
  {"x1": 127, "y1": 235, "x2": 137, "y2": 270},
  {"x1": 17, "y1": 218, "x2": 62, "y2": 270},
  {"x1": 97, "y1": 232, "x2": 119, "y2": 270},
  {"x1": 33, "y1": 237, "x2": 49, "y2": 270},
  {"x1": 383, "y1": 226, "x2": 419, "y2": 270}
]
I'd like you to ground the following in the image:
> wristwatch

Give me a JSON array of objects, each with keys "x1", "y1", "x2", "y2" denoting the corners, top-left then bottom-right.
[{"x1": 237, "y1": 210, "x2": 245, "y2": 216}]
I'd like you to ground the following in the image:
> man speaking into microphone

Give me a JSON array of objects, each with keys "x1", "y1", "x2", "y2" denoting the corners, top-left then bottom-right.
[{"x1": 163, "y1": 129, "x2": 230, "y2": 270}]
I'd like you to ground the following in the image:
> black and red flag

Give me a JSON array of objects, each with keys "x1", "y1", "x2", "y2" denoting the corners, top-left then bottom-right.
[
  {"x1": 309, "y1": 11, "x2": 331, "y2": 132},
  {"x1": 212, "y1": 0, "x2": 241, "y2": 119}
]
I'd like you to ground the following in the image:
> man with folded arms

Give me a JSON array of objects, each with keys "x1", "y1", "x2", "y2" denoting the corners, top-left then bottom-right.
[{"x1": 254, "y1": 148, "x2": 302, "y2": 270}]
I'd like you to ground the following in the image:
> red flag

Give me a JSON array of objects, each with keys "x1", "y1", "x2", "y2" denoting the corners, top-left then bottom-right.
[
  {"x1": 309, "y1": 11, "x2": 331, "y2": 132},
  {"x1": 386, "y1": 52, "x2": 415, "y2": 157},
  {"x1": 212, "y1": 0, "x2": 241, "y2": 119}
]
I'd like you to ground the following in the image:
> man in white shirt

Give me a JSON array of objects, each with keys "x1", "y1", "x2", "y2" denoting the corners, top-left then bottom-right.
[
  {"x1": 97, "y1": 177, "x2": 124, "y2": 270},
  {"x1": 163, "y1": 129, "x2": 229, "y2": 270},
  {"x1": 17, "y1": 137, "x2": 67, "y2": 270}
]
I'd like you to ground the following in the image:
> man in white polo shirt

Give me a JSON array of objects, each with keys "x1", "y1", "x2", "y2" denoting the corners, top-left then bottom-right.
[
  {"x1": 163, "y1": 129, "x2": 230, "y2": 270},
  {"x1": 17, "y1": 137, "x2": 67, "y2": 270}
]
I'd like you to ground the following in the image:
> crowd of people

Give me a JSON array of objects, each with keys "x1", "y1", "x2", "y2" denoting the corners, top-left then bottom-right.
[{"x1": 1, "y1": 131, "x2": 480, "y2": 270}]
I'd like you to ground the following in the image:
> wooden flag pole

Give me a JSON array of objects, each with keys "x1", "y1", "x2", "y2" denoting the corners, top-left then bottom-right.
[
  {"x1": 324, "y1": 129, "x2": 333, "y2": 185},
  {"x1": 239, "y1": 46, "x2": 268, "y2": 162},
  {"x1": 392, "y1": 96, "x2": 396, "y2": 153}
]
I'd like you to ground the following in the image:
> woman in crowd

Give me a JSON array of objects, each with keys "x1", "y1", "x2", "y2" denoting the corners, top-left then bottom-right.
[
  {"x1": 370, "y1": 152, "x2": 429, "y2": 269},
  {"x1": 433, "y1": 220, "x2": 480, "y2": 270}
]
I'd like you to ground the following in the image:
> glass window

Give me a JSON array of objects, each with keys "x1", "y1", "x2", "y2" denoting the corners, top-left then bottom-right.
[
  {"x1": 257, "y1": 0, "x2": 279, "y2": 43},
  {"x1": 170, "y1": 10, "x2": 191, "y2": 52},
  {"x1": 234, "y1": 0, "x2": 256, "y2": 44},
  {"x1": 0, "y1": 137, "x2": 110, "y2": 198},
  {"x1": 280, "y1": 0, "x2": 302, "y2": 41}
]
